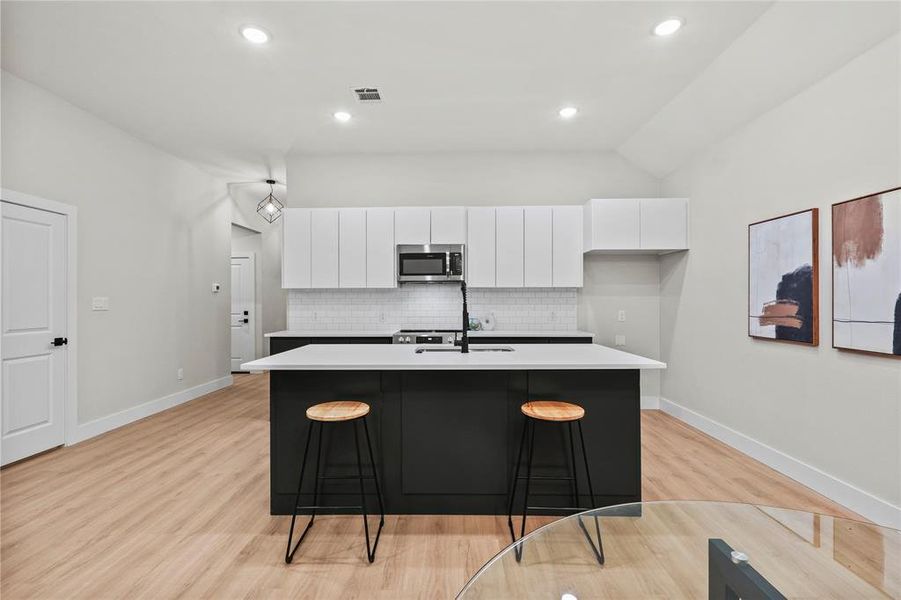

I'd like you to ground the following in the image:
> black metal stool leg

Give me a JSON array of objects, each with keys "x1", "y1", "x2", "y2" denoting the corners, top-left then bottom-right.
[
  {"x1": 506, "y1": 417, "x2": 528, "y2": 544},
  {"x1": 361, "y1": 416, "x2": 385, "y2": 561},
  {"x1": 362, "y1": 417, "x2": 385, "y2": 525},
  {"x1": 353, "y1": 418, "x2": 383, "y2": 563},
  {"x1": 577, "y1": 420, "x2": 605, "y2": 565},
  {"x1": 515, "y1": 419, "x2": 536, "y2": 562},
  {"x1": 286, "y1": 420, "x2": 316, "y2": 564},
  {"x1": 568, "y1": 421, "x2": 581, "y2": 509}
]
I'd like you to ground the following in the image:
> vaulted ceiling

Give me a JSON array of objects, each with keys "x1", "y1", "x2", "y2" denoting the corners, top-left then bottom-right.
[{"x1": 2, "y1": 1, "x2": 898, "y2": 183}]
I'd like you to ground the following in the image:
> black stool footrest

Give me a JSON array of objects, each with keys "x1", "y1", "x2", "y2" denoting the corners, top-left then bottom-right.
[{"x1": 294, "y1": 504, "x2": 363, "y2": 511}]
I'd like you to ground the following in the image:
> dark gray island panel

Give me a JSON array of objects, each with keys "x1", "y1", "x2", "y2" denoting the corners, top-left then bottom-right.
[{"x1": 269, "y1": 368, "x2": 640, "y2": 515}]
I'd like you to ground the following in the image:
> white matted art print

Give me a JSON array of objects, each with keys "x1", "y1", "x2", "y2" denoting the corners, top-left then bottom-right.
[
  {"x1": 833, "y1": 187, "x2": 901, "y2": 356},
  {"x1": 748, "y1": 209, "x2": 819, "y2": 345}
]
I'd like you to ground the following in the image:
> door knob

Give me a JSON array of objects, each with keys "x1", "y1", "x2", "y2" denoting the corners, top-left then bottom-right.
[{"x1": 52, "y1": 337, "x2": 68, "y2": 347}]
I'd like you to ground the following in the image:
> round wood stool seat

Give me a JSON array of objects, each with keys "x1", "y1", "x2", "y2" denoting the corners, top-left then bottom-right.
[
  {"x1": 521, "y1": 400, "x2": 585, "y2": 422},
  {"x1": 306, "y1": 401, "x2": 370, "y2": 422}
]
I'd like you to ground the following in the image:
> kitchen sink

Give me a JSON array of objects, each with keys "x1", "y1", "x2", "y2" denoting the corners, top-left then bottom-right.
[{"x1": 414, "y1": 346, "x2": 514, "y2": 353}]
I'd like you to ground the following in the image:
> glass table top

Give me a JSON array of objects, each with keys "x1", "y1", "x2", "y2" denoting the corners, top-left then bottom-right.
[{"x1": 457, "y1": 501, "x2": 900, "y2": 599}]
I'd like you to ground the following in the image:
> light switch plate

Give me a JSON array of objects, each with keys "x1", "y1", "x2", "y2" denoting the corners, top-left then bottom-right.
[
  {"x1": 615, "y1": 335, "x2": 626, "y2": 346},
  {"x1": 617, "y1": 310, "x2": 626, "y2": 322},
  {"x1": 92, "y1": 296, "x2": 109, "y2": 311}
]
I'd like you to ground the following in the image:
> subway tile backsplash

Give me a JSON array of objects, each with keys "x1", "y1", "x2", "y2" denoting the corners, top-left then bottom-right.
[{"x1": 287, "y1": 287, "x2": 577, "y2": 331}]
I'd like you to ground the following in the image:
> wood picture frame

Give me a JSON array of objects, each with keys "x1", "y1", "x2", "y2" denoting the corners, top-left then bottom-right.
[{"x1": 748, "y1": 208, "x2": 819, "y2": 346}]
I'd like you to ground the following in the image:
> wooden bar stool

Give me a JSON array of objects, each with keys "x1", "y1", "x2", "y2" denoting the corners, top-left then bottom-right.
[
  {"x1": 285, "y1": 401, "x2": 385, "y2": 564},
  {"x1": 507, "y1": 400, "x2": 604, "y2": 564}
]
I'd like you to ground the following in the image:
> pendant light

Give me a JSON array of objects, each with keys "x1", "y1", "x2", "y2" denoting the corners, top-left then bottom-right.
[{"x1": 257, "y1": 179, "x2": 284, "y2": 223}]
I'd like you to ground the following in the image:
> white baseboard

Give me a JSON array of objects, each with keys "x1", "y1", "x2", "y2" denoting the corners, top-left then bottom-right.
[
  {"x1": 658, "y1": 397, "x2": 901, "y2": 529},
  {"x1": 640, "y1": 395, "x2": 660, "y2": 410},
  {"x1": 71, "y1": 375, "x2": 233, "y2": 445}
]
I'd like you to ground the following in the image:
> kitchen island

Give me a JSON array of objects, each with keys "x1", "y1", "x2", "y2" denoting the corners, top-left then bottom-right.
[{"x1": 242, "y1": 344, "x2": 665, "y2": 515}]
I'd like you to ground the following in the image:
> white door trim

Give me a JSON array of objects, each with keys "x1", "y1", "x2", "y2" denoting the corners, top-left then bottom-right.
[{"x1": 1, "y1": 188, "x2": 78, "y2": 448}]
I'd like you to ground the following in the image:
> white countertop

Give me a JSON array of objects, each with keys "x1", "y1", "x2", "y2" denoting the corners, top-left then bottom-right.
[
  {"x1": 242, "y1": 343, "x2": 665, "y2": 371},
  {"x1": 265, "y1": 330, "x2": 396, "y2": 338},
  {"x1": 265, "y1": 329, "x2": 594, "y2": 338}
]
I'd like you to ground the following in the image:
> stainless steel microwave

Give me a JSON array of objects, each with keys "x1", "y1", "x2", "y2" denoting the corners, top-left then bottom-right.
[{"x1": 396, "y1": 244, "x2": 465, "y2": 283}]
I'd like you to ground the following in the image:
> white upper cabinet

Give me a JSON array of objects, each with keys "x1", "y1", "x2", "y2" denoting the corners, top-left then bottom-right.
[
  {"x1": 466, "y1": 207, "x2": 496, "y2": 287},
  {"x1": 366, "y1": 208, "x2": 396, "y2": 288},
  {"x1": 495, "y1": 207, "x2": 524, "y2": 287},
  {"x1": 338, "y1": 208, "x2": 366, "y2": 288},
  {"x1": 282, "y1": 208, "x2": 312, "y2": 289},
  {"x1": 430, "y1": 207, "x2": 466, "y2": 244},
  {"x1": 394, "y1": 207, "x2": 431, "y2": 245},
  {"x1": 584, "y1": 198, "x2": 689, "y2": 254},
  {"x1": 523, "y1": 207, "x2": 552, "y2": 287},
  {"x1": 640, "y1": 198, "x2": 688, "y2": 251},
  {"x1": 584, "y1": 198, "x2": 640, "y2": 250},
  {"x1": 310, "y1": 209, "x2": 339, "y2": 288},
  {"x1": 552, "y1": 206, "x2": 583, "y2": 287}
]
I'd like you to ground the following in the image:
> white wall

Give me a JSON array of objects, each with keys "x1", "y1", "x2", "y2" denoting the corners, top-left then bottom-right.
[
  {"x1": 660, "y1": 36, "x2": 901, "y2": 523},
  {"x1": 286, "y1": 151, "x2": 664, "y2": 395},
  {"x1": 1, "y1": 71, "x2": 232, "y2": 426}
]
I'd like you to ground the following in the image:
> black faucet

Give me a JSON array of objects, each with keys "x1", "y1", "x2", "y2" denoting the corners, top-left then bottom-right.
[{"x1": 458, "y1": 280, "x2": 470, "y2": 353}]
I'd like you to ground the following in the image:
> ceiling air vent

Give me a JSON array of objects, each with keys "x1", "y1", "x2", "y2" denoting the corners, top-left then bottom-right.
[{"x1": 353, "y1": 87, "x2": 382, "y2": 103}]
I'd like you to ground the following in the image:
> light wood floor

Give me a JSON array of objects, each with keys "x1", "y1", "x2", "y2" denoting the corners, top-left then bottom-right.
[{"x1": 0, "y1": 374, "x2": 859, "y2": 599}]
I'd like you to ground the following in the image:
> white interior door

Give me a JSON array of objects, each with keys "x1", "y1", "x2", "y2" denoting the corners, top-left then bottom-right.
[
  {"x1": 230, "y1": 255, "x2": 255, "y2": 371},
  {"x1": 1, "y1": 201, "x2": 68, "y2": 465}
]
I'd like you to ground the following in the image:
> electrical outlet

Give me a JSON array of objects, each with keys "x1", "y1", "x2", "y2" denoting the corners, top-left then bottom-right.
[
  {"x1": 177, "y1": 368, "x2": 184, "y2": 381},
  {"x1": 615, "y1": 335, "x2": 626, "y2": 347},
  {"x1": 379, "y1": 311, "x2": 386, "y2": 323},
  {"x1": 313, "y1": 311, "x2": 318, "y2": 322},
  {"x1": 617, "y1": 310, "x2": 626, "y2": 322},
  {"x1": 550, "y1": 311, "x2": 557, "y2": 322},
  {"x1": 91, "y1": 296, "x2": 110, "y2": 311}
]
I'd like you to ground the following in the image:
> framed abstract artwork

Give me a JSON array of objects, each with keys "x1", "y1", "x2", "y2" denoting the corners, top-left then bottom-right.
[
  {"x1": 832, "y1": 186, "x2": 901, "y2": 357},
  {"x1": 748, "y1": 209, "x2": 819, "y2": 345}
]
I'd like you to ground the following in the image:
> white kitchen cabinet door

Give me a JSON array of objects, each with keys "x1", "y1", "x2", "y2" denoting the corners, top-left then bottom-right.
[
  {"x1": 282, "y1": 208, "x2": 311, "y2": 288},
  {"x1": 394, "y1": 207, "x2": 431, "y2": 245},
  {"x1": 430, "y1": 207, "x2": 466, "y2": 244},
  {"x1": 466, "y1": 207, "x2": 496, "y2": 287},
  {"x1": 495, "y1": 207, "x2": 524, "y2": 287},
  {"x1": 552, "y1": 205, "x2": 583, "y2": 287},
  {"x1": 640, "y1": 197, "x2": 688, "y2": 250},
  {"x1": 339, "y1": 208, "x2": 366, "y2": 288},
  {"x1": 523, "y1": 207, "x2": 552, "y2": 287},
  {"x1": 366, "y1": 208, "x2": 396, "y2": 288},
  {"x1": 584, "y1": 198, "x2": 640, "y2": 250},
  {"x1": 310, "y1": 209, "x2": 339, "y2": 288}
]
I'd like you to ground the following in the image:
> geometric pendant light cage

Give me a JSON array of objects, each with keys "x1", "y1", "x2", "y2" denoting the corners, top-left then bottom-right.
[{"x1": 256, "y1": 179, "x2": 284, "y2": 223}]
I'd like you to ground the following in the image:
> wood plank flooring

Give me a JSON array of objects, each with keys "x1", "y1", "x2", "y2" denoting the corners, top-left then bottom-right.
[{"x1": 0, "y1": 374, "x2": 860, "y2": 599}]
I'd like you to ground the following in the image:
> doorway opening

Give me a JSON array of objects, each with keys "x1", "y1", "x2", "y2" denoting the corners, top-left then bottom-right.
[{"x1": 230, "y1": 224, "x2": 261, "y2": 372}]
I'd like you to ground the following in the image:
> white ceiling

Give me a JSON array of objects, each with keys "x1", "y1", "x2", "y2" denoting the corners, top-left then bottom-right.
[{"x1": 2, "y1": 1, "x2": 898, "y2": 182}]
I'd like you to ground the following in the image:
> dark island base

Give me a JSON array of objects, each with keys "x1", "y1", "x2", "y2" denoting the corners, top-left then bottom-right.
[{"x1": 270, "y1": 369, "x2": 641, "y2": 515}]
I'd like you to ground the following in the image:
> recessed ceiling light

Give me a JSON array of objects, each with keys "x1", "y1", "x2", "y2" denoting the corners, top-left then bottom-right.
[
  {"x1": 333, "y1": 111, "x2": 352, "y2": 123},
  {"x1": 559, "y1": 106, "x2": 578, "y2": 119},
  {"x1": 653, "y1": 18, "x2": 683, "y2": 36},
  {"x1": 240, "y1": 25, "x2": 270, "y2": 44}
]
